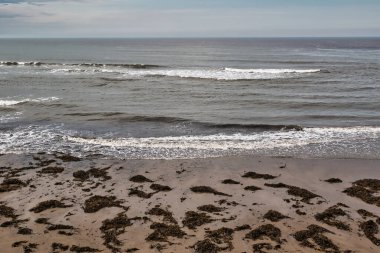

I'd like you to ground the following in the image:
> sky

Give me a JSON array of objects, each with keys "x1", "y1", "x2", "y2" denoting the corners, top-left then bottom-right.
[{"x1": 0, "y1": 0, "x2": 379, "y2": 38}]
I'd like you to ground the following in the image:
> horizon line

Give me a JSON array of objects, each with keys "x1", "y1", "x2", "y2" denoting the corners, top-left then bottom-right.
[{"x1": 0, "y1": 35, "x2": 380, "y2": 39}]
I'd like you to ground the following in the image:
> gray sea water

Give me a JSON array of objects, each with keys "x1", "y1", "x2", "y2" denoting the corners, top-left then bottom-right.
[{"x1": 0, "y1": 38, "x2": 379, "y2": 159}]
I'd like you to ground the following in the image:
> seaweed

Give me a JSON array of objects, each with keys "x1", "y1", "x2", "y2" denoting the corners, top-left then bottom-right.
[
  {"x1": 206, "y1": 227, "x2": 234, "y2": 250},
  {"x1": 17, "y1": 227, "x2": 33, "y2": 235},
  {"x1": 30, "y1": 200, "x2": 72, "y2": 213},
  {"x1": 252, "y1": 243, "x2": 274, "y2": 253},
  {"x1": 150, "y1": 184, "x2": 172, "y2": 192},
  {"x1": 48, "y1": 224, "x2": 75, "y2": 231},
  {"x1": 343, "y1": 179, "x2": 380, "y2": 207},
  {"x1": 234, "y1": 224, "x2": 251, "y2": 231},
  {"x1": 83, "y1": 195, "x2": 122, "y2": 213},
  {"x1": 182, "y1": 211, "x2": 213, "y2": 229},
  {"x1": 129, "y1": 175, "x2": 153, "y2": 183},
  {"x1": 197, "y1": 205, "x2": 225, "y2": 213},
  {"x1": 244, "y1": 185, "x2": 262, "y2": 192},
  {"x1": 242, "y1": 172, "x2": 277, "y2": 180},
  {"x1": 265, "y1": 183, "x2": 320, "y2": 203},
  {"x1": 146, "y1": 222, "x2": 186, "y2": 242},
  {"x1": 129, "y1": 188, "x2": 154, "y2": 199},
  {"x1": 293, "y1": 224, "x2": 339, "y2": 252},
  {"x1": 245, "y1": 224, "x2": 282, "y2": 243},
  {"x1": 325, "y1": 178, "x2": 342, "y2": 184},
  {"x1": 38, "y1": 167, "x2": 64, "y2": 174},
  {"x1": 100, "y1": 212, "x2": 133, "y2": 252},
  {"x1": 52, "y1": 243, "x2": 69, "y2": 252},
  {"x1": 190, "y1": 186, "x2": 231, "y2": 197},
  {"x1": 0, "y1": 178, "x2": 27, "y2": 192},
  {"x1": 221, "y1": 179, "x2": 240, "y2": 184},
  {"x1": 357, "y1": 209, "x2": 378, "y2": 219},
  {"x1": 0, "y1": 204, "x2": 17, "y2": 218},
  {"x1": 315, "y1": 205, "x2": 350, "y2": 231},
  {"x1": 193, "y1": 239, "x2": 220, "y2": 253},
  {"x1": 263, "y1": 210, "x2": 289, "y2": 222},
  {"x1": 73, "y1": 168, "x2": 111, "y2": 182},
  {"x1": 56, "y1": 154, "x2": 81, "y2": 162},
  {"x1": 360, "y1": 220, "x2": 380, "y2": 246},
  {"x1": 70, "y1": 245, "x2": 100, "y2": 252},
  {"x1": 147, "y1": 207, "x2": 177, "y2": 224}
]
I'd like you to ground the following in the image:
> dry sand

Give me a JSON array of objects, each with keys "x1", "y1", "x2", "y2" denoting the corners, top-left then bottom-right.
[{"x1": 0, "y1": 153, "x2": 379, "y2": 253}]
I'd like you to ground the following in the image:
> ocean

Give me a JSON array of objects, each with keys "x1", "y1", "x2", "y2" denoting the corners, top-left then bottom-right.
[{"x1": 0, "y1": 38, "x2": 379, "y2": 159}]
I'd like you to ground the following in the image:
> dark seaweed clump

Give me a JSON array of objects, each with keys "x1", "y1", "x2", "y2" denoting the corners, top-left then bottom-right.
[
  {"x1": 83, "y1": 195, "x2": 123, "y2": 213},
  {"x1": 221, "y1": 179, "x2": 240, "y2": 184},
  {"x1": 182, "y1": 211, "x2": 213, "y2": 229},
  {"x1": 38, "y1": 166, "x2": 64, "y2": 174},
  {"x1": 48, "y1": 224, "x2": 75, "y2": 231},
  {"x1": 190, "y1": 186, "x2": 231, "y2": 197},
  {"x1": 193, "y1": 239, "x2": 221, "y2": 253},
  {"x1": 12, "y1": 241, "x2": 38, "y2": 253},
  {"x1": 245, "y1": 224, "x2": 282, "y2": 243},
  {"x1": 0, "y1": 178, "x2": 28, "y2": 192},
  {"x1": 0, "y1": 204, "x2": 17, "y2": 218},
  {"x1": 147, "y1": 207, "x2": 177, "y2": 224},
  {"x1": 150, "y1": 183, "x2": 172, "y2": 192},
  {"x1": 100, "y1": 212, "x2": 133, "y2": 251},
  {"x1": 52, "y1": 243, "x2": 69, "y2": 252},
  {"x1": 244, "y1": 185, "x2": 262, "y2": 192},
  {"x1": 293, "y1": 224, "x2": 339, "y2": 252},
  {"x1": 235, "y1": 224, "x2": 251, "y2": 231},
  {"x1": 129, "y1": 188, "x2": 155, "y2": 199},
  {"x1": 357, "y1": 209, "x2": 378, "y2": 219},
  {"x1": 343, "y1": 179, "x2": 380, "y2": 207},
  {"x1": 360, "y1": 220, "x2": 380, "y2": 246},
  {"x1": 146, "y1": 222, "x2": 186, "y2": 242},
  {"x1": 70, "y1": 245, "x2": 100, "y2": 252},
  {"x1": 56, "y1": 154, "x2": 81, "y2": 162},
  {"x1": 325, "y1": 178, "x2": 342, "y2": 184},
  {"x1": 30, "y1": 200, "x2": 72, "y2": 213},
  {"x1": 129, "y1": 175, "x2": 153, "y2": 183},
  {"x1": 73, "y1": 168, "x2": 111, "y2": 182},
  {"x1": 197, "y1": 205, "x2": 225, "y2": 213},
  {"x1": 263, "y1": 210, "x2": 289, "y2": 222},
  {"x1": 315, "y1": 205, "x2": 350, "y2": 231},
  {"x1": 242, "y1": 172, "x2": 277, "y2": 180},
  {"x1": 17, "y1": 227, "x2": 33, "y2": 235},
  {"x1": 252, "y1": 243, "x2": 281, "y2": 253},
  {"x1": 206, "y1": 227, "x2": 234, "y2": 250},
  {"x1": 265, "y1": 183, "x2": 320, "y2": 203}
]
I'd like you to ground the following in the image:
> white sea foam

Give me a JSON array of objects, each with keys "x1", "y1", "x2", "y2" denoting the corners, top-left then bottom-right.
[
  {"x1": 121, "y1": 68, "x2": 321, "y2": 80},
  {"x1": 0, "y1": 97, "x2": 60, "y2": 106},
  {"x1": 1, "y1": 125, "x2": 379, "y2": 159},
  {"x1": 224, "y1": 68, "x2": 321, "y2": 74}
]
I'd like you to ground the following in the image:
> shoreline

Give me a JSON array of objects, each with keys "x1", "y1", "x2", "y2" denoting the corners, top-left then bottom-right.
[{"x1": 0, "y1": 153, "x2": 379, "y2": 252}]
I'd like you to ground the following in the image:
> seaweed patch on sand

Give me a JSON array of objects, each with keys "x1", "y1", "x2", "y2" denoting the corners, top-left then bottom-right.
[
  {"x1": 190, "y1": 186, "x2": 231, "y2": 197},
  {"x1": 343, "y1": 179, "x2": 380, "y2": 207},
  {"x1": 293, "y1": 224, "x2": 340, "y2": 252},
  {"x1": 265, "y1": 183, "x2": 321, "y2": 204},
  {"x1": 263, "y1": 210, "x2": 289, "y2": 222},
  {"x1": 242, "y1": 172, "x2": 277, "y2": 180},
  {"x1": 182, "y1": 211, "x2": 213, "y2": 229},
  {"x1": 83, "y1": 195, "x2": 123, "y2": 213},
  {"x1": 30, "y1": 200, "x2": 72, "y2": 213},
  {"x1": 315, "y1": 205, "x2": 351, "y2": 231}
]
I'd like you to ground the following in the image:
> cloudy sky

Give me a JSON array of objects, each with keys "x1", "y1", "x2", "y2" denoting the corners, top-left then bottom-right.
[{"x1": 0, "y1": 0, "x2": 379, "y2": 38}]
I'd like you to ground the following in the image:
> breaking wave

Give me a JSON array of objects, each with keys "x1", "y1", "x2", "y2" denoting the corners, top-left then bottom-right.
[
  {"x1": 0, "y1": 97, "x2": 60, "y2": 106},
  {"x1": 0, "y1": 125, "x2": 379, "y2": 159}
]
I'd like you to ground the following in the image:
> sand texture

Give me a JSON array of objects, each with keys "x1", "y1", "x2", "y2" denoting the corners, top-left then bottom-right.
[{"x1": 0, "y1": 153, "x2": 380, "y2": 253}]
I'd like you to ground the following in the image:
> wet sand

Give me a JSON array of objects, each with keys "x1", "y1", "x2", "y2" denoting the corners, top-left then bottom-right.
[{"x1": 0, "y1": 153, "x2": 379, "y2": 253}]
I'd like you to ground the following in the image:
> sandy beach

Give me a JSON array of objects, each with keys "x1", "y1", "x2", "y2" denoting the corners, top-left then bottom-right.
[{"x1": 0, "y1": 153, "x2": 379, "y2": 253}]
